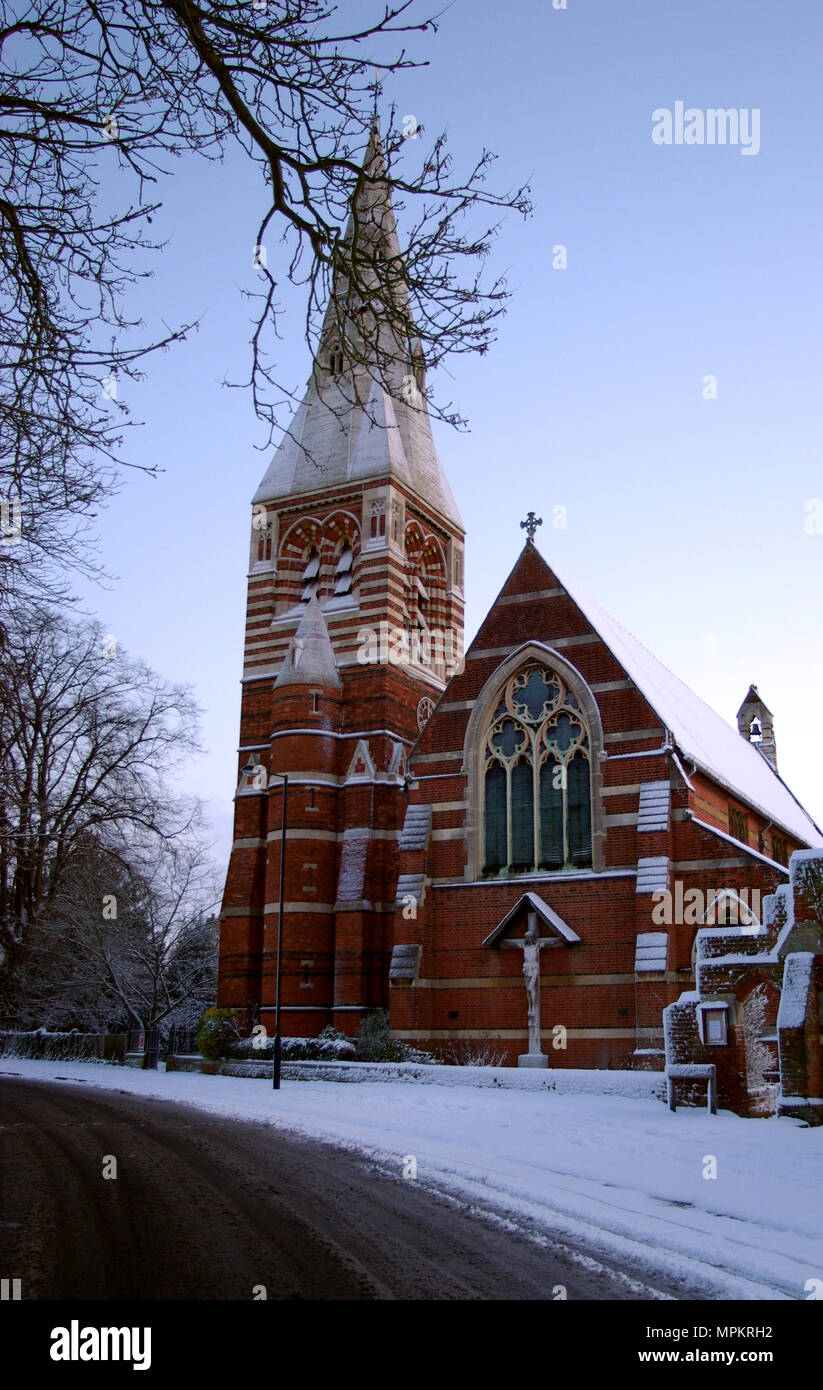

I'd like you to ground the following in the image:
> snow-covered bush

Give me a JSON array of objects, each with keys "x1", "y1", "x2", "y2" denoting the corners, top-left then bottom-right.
[
  {"x1": 227, "y1": 1025, "x2": 356, "y2": 1062},
  {"x1": 743, "y1": 985, "x2": 772, "y2": 1092},
  {"x1": 0, "y1": 1028, "x2": 111, "y2": 1061}
]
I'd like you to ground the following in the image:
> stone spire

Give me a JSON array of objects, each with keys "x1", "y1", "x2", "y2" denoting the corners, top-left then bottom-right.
[
  {"x1": 252, "y1": 119, "x2": 462, "y2": 529},
  {"x1": 736, "y1": 684, "x2": 777, "y2": 771},
  {"x1": 274, "y1": 593, "x2": 341, "y2": 689}
]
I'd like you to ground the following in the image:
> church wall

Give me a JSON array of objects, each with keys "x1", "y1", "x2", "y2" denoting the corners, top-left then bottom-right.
[
  {"x1": 687, "y1": 768, "x2": 805, "y2": 862},
  {"x1": 391, "y1": 544, "x2": 800, "y2": 1071}
]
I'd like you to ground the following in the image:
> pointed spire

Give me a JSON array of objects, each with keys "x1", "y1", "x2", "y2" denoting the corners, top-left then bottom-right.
[
  {"x1": 252, "y1": 118, "x2": 462, "y2": 528},
  {"x1": 321, "y1": 113, "x2": 407, "y2": 350},
  {"x1": 274, "y1": 594, "x2": 341, "y2": 690}
]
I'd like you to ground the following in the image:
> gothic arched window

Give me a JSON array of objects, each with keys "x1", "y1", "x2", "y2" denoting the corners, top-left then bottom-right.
[{"x1": 482, "y1": 664, "x2": 592, "y2": 876}]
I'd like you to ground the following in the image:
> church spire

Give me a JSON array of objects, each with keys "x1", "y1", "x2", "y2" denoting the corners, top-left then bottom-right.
[{"x1": 252, "y1": 119, "x2": 462, "y2": 529}]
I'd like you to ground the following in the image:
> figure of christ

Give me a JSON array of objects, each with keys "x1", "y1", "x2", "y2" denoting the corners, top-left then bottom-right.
[{"x1": 521, "y1": 920, "x2": 542, "y2": 1054}]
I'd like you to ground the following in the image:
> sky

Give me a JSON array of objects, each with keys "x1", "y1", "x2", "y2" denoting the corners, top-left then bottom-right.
[{"x1": 71, "y1": 0, "x2": 823, "y2": 867}]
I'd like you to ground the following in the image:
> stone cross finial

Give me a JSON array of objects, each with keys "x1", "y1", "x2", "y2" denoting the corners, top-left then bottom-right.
[{"x1": 520, "y1": 511, "x2": 542, "y2": 542}]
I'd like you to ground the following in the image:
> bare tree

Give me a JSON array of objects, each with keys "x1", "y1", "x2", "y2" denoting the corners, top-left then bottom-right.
[
  {"x1": 0, "y1": 601, "x2": 201, "y2": 1013},
  {"x1": 742, "y1": 983, "x2": 771, "y2": 1093},
  {"x1": 18, "y1": 831, "x2": 219, "y2": 1032},
  {"x1": 0, "y1": 0, "x2": 530, "y2": 601}
]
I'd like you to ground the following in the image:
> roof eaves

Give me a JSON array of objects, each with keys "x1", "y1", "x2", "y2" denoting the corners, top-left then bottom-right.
[{"x1": 684, "y1": 813, "x2": 792, "y2": 876}]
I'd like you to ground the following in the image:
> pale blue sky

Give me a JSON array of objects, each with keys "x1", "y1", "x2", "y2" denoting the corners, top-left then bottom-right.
[{"x1": 74, "y1": 0, "x2": 823, "y2": 862}]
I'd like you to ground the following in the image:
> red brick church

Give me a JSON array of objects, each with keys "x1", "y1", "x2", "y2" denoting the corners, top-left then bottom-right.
[{"x1": 218, "y1": 126, "x2": 823, "y2": 1116}]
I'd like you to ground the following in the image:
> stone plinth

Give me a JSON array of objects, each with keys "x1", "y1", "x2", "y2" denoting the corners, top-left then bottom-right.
[{"x1": 518, "y1": 1053, "x2": 548, "y2": 1069}]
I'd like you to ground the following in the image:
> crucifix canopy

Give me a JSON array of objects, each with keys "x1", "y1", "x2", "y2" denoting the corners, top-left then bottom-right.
[{"x1": 482, "y1": 891, "x2": 581, "y2": 949}]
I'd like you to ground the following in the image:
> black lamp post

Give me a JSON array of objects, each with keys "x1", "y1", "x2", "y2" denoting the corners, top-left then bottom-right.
[
  {"x1": 241, "y1": 760, "x2": 288, "y2": 1090},
  {"x1": 272, "y1": 772, "x2": 288, "y2": 1090}
]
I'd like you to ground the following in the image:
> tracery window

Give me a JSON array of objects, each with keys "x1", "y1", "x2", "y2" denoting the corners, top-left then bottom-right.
[{"x1": 482, "y1": 664, "x2": 592, "y2": 876}]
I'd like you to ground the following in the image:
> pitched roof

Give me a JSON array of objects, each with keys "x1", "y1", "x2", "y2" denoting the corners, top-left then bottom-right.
[
  {"x1": 503, "y1": 544, "x2": 823, "y2": 847},
  {"x1": 482, "y1": 891, "x2": 581, "y2": 947},
  {"x1": 273, "y1": 594, "x2": 340, "y2": 689}
]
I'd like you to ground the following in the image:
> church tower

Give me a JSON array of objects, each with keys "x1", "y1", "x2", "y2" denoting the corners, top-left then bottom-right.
[{"x1": 218, "y1": 121, "x2": 465, "y2": 1036}]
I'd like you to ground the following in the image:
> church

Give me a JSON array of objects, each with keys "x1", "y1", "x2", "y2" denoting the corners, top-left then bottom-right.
[{"x1": 218, "y1": 125, "x2": 823, "y2": 1116}]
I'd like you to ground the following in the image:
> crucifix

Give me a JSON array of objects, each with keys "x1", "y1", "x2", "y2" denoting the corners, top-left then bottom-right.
[
  {"x1": 520, "y1": 511, "x2": 543, "y2": 542},
  {"x1": 500, "y1": 912, "x2": 561, "y2": 1068}
]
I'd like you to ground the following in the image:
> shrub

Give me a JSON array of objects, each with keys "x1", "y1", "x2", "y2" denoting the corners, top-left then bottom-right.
[
  {"x1": 195, "y1": 1008, "x2": 240, "y2": 1060},
  {"x1": 226, "y1": 1024, "x2": 356, "y2": 1062},
  {"x1": 354, "y1": 1009, "x2": 439, "y2": 1064},
  {"x1": 0, "y1": 1028, "x2": 106, "y2": 1061},
  {"x1": 442, "y1": 1037, "x2": 507, "y2": 1067}
]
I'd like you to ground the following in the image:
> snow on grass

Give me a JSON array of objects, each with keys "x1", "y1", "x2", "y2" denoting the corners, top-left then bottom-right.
[{"x1": 3, "y1": 1058, "x2": 821, "y2": 1301}]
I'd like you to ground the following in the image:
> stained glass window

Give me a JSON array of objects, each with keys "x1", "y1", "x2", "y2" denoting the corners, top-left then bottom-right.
[
  {"x1": 481, "y1": 664, "x2": 592, "y2": 876},
  {"x1": 484, "y1": 764, "x2": 507, "y2": 871}
]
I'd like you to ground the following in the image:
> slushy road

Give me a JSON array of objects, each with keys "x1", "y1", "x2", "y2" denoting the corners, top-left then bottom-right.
[{"x1": 0, "y1": 1077, "x2": 673, "y2": 1300}]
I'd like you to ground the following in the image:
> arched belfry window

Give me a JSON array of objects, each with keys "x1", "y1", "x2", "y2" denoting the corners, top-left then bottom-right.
[{"x1": 482, "y1": 664, "x2": 593, "y2": 876}]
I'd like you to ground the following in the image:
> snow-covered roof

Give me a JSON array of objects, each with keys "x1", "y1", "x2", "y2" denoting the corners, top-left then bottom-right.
[
  {"x1": 482, "y1": 891, "x2": 581, "y2": 947},
  {"x1": 550, "y1": 560, "x2": 823, "y2": 848}
]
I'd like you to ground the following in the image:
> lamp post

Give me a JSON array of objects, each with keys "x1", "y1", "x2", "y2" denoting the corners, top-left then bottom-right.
[
  {"x1": 241, "y1": 760, "x2": 288, "y2": 1090},
  {"x1": 272, "y1": 772, "x2": 288, "y2": 1090}
]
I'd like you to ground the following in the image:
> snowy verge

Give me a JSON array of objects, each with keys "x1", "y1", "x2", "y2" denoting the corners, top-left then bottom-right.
[{"x1": 168, "y1": 1054, "x2": 667, "y2": 1099}]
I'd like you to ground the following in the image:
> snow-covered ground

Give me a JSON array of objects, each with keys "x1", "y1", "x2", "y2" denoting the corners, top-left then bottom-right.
[{"x1": 3, "y1": 1058, "x2": 821, "y2": 1301}]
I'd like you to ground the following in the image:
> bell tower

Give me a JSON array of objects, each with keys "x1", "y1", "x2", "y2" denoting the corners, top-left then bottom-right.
[
  {"x1": 218, "y1": 120, "x2": 465, "y2": 1036},
  {"x1": 736, "y1": 684, "x2": 778, "y2": 772}
]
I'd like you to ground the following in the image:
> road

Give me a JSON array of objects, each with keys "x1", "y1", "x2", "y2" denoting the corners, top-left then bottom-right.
[{"x1": 0, "y1": 1076, "x2": 675, "y2": 1300}]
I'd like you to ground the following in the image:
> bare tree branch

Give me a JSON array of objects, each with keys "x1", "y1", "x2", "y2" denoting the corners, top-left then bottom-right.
[{"x1": 0, "y1": 0, "x2": 530, "y2": 601}]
